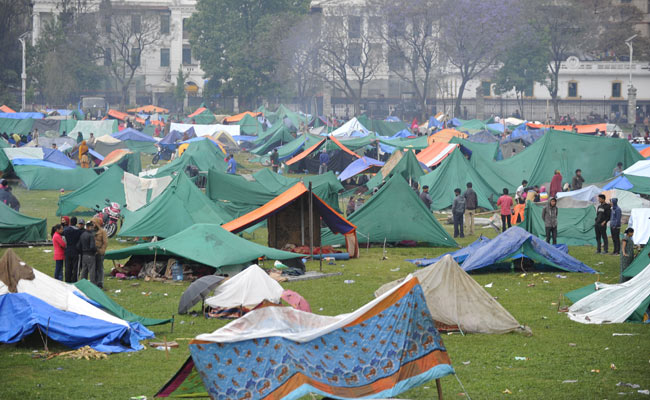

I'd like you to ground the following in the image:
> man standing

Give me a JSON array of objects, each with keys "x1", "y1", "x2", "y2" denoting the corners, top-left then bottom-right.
[
  {"x1": 497, "y1": 188, "x2": 513, "y2": 232},
  {"x1": 226, "y1": 154, "x2": 237, "y2": 174},
  {"x1": 92, "y1": 217, "x2": 108, "y2": 289},
  {"x1": 318, "y1": 149, "x2": 330, "y2": 175},
  {"x1": 571, "y1": 169, "x2": 584, "y2": 190},
  {"x1": 270, "y1": 148, "x2": 280, "y2": 173},
  {"x1": 610, "y1": 198, "x2": 622, "y2": 255},
  {"x1": 612, "y1": 162, "x2": 623, "y2": 177},
  {"x1": 541, "y1": 197, "x2": 558, "y2": 244},
  {"x1": 77, "y1": 221, "x2": 97, "y2": 284},
  {"x1": 419, "y1": 185, "x2": 432, "y2": 210},
  {"x1": 595, "y1": 194, "x2": 611, "y2": 254},
  {"x1": 63, "y1": 216, "x2": 82, "y2": 283},
  {"x1": 452, "y1": 188, "x2": 465, "y2": 238},
  {"x1": 87, "y1": 132, "x2": 96, "y2": 149},
  {"x1": 550, "y1": 170, "x2": 563, "y2": 198},
  {"x1": 463, "y1": 182, "x2": 477, "y2": 235}
]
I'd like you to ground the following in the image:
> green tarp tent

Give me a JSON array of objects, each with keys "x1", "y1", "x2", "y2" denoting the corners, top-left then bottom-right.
[
  {"x1": 449, "y1": 136, "x2": 500, "y2": 161},
  {"x1": 118, "y1": 172, "x2": 231, "y2": 238},
  {"x1": 250, "y1": 134, "x2": 322, "y2": 164},
  {"x1": 0, "y1": 117, "x2": 34, "y2": 135},
  {"x1": 376, "y1": 136, "x2": 429, "y2": 151},
  {"x1": 519, "y1": 201, "x2": 596, "y2": 246},
  {"x1": 418, "y1": 148, "x2": 497, "y2": 210},
  {"x1": 237, "y1": 113, "x2": 264, "y2": 135},
  {"x1": 0, "y1": 202, "x2": 47, "y2": 243},
  {"x1": 206, "y1": 168, "x2": 343, "y2": 217},
  {"x1": 57, "y1": 165, "x2": 126, "y2": 216},
  {"x1": 190, "y1": 108, "x2": 216, "y2": 124},
  {"x1": 275, "y1": 104, "x2": 307, "y2": 130},
  {"x1": 14, "y1": 165, "x2": 98, "y2": 190},
  {"x1": 58, "y1": 119, "x2": 78, "y2": 135},
  {"x1": 357, "y1": 115, "x2": 408, "y2": 136},
  {"x1": 367, "y1": 150, "x2": 425, "y2": 190},
  {"x1": 107, "y1": 223, "x2": 300, "y2": 270},
  {"x1": 74, "y1": 279, "x2": 172, "y2": 326},
  {"x1": 455, "y1": 119, "x2": 490, "y2": 135},
  {"x1": 472, "y1": 130, "x2": 643, "y2": 192},
  {"x1": 69, "y1": 120, "x2": 118, "y2": 140},
  {"x1": 145, "y1": 139, "x2": 226, "y2": 178},
  {"x1": 322, "y1": 175, "x2": 457, "y2": 247},
  {"x1": 324, "y1": 135, "x2": 376, "y2": 152},
  {"x1": 250, "y1": 123, "x2": 295, "y2": 155}
]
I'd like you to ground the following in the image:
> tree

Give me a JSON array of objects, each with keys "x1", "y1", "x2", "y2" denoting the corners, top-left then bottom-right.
[
  {"x1": 529, "y1": 0, "x2": 589, "y2": 122},
  {"x1": 188, "y1": 0, "x2": 309, "y2": 109},
  {"x1": 316, "y1": 16, "x2": 381, "y2": 116},
  {"x1": 0, "y1": 0, "x2": 31, "y2": 109},
  {"x1": 173, "y1": 67, "x2": 188, "y2": 113},
  {"x1": 28, "y1": 0, "x2": 104, "y2": 105},
  {"x1": 373, "y1": 0, "x2": 442, "y2": 121},
  {"x1": 278, "y1": 15, "x2": 321, "y2": 113},
  {"x1": 494, "y1": 31, "x2": 549, "y2": 120},
  {"x1": 100, "y1": 0, "x2": 162, "y2": 108},
  {"x1": 439, "y1": 0, "x2": 523, "y2": 117}
]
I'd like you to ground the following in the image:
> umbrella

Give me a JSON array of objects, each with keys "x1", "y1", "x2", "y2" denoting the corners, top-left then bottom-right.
[
  {"x1": 281, "y1": 289, "x2": 311, "y2": 312},
  {"x1": 178, "y1": 275, "x2": 225, "y2": 314}
]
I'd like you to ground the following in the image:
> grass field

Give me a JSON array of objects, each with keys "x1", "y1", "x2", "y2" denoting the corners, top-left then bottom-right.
[{"x1": 1, "y1": 175, "x2": 649, "y2": 399}]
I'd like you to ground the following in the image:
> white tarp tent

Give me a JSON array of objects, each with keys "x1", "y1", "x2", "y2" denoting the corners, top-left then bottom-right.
[
  {"x1": 623, "y1": 160, "x2": 650, "y2": 178},
  {"x1": 205, "y1": 265, "x2": 283, "y2": 310},
  {"x1": 556, "y1": 185, "x2": 602, "y2": 202},
  {"x1": 170, "y1": 123, "x2": 240, "y2": 137},
  {"x1": 123, "y1": 172, "x2": 173, "y2": 211},
  {"x1": 568, "y1": 262, "x2": 650, "y2": 324},
  {"x1": 328, "y1": 117, "x2": 369, "y2": 138},
  {"x1": 628, "y1": 208, "x2": 650, "y2": 245},
  {"x1": 375, "y1": 255, "x2": 527, "y2": 334}
]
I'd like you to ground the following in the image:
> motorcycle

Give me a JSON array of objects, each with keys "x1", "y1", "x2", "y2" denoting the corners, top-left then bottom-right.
[
  {"x1": 93, "y1": 199, "x2": 124, "y2": 238},
  {"x1": 152, "y1": 144, "x2": 175, "y2": 164}
]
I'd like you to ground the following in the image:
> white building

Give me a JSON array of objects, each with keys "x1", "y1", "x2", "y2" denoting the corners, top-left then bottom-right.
[
  {"x1": 311, "y1": 0, "x2": 650, "y2": 122},
  {"x1": 32, "y1": 0, "x2": 205, "y2": 107}
]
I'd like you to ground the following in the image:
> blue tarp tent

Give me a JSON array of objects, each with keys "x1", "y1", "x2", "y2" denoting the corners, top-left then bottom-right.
[
  {"x1": 338, "y1": 156, "x2": 384, "y2": 181},
  {"x1": 159, "y1": 130, "x2": 185, "y2": 145},
  {"x1": 602, "y1": 175, "x2": 633, "y2": 191},
  {"x1": 465, "y1": 130, "x2": 498, "y2": 143},
  {"x1": 0, "y1": 112, "x2": 44, "y2": 119},
  {"x1": 407, "y1": 236, "x2": 491, "y2": 266},
  {"x1": 112, "y1": 128, "x2": 156, "y2": 142},
  {"x1": 460, "y1": 227, "x2": 596, "y2": 273},
  {"x1": 0, "y1": 292, "x2": 153, "y2": 353}
]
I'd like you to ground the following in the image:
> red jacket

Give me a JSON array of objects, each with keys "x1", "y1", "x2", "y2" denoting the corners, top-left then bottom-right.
[
  {"x1": 53, "y1": 231, "x2": 66, "y2": 260},
  {"x1": 550, "y1": 173, "x2": 563, "y2": 197}
]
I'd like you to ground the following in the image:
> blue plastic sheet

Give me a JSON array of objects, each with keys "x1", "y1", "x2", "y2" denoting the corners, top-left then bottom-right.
[
  {"x1": 338, "y1": 156, "x2": 384, "y2": 181},
  {"x1": 602, "y1": 175, "x2": 633, "y2": 191},
  {"x1": 112, "y1": 128, "x2": 156, "y2": 142},
  {"x1": 0, "y1": 112, "x2": 44, "y2": 119},
  {"x1": 407, "y1": 236, "x2": 491, "y2": 266},
  {"x1": 0, "y1": 293, "x2": 153, "y2": 353}
]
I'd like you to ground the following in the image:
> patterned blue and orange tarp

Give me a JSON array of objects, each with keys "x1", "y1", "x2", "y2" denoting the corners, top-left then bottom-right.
[{"x1": 158, "y1": 277, "x2": 454, "y2": 399}]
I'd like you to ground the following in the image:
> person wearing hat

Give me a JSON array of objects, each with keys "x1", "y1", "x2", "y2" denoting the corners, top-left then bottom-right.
[
  {"x1": 76, "y1": 221, "x2": 97, "y2": 284},
  {"x1": 542, "y1": 197, "x2": 559, "y2": 244}
]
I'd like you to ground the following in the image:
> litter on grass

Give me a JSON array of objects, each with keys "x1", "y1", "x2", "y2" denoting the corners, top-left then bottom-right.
[
  {"x1": 617, "y1": 383, "x2": 641, "y2": 389},
  {"x1": 484, "y1": 282, "x2": 493, "y2": 288},
  {"x1": 562, "y1": 380, "x2": 578, "y2": 383},
  {"x1": 613, "y1": 333, "x2": 639, "y2": 336}
]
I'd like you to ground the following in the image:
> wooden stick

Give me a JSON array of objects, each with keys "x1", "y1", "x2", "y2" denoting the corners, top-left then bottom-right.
[
  {"x1": 436, "y1": 378, "x2": 443, "y2": 399},
  {"x1": 163, "y1": 336, "x2": 169, "y2": 360}
]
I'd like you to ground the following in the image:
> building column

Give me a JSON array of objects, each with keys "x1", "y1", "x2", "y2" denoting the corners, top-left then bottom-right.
[
  {"x1": 628, "y1": 85, "x2": 637, "y2": 127},
  {"x1": 32, "y1": 12, "x2": 41, "y2": 45},
  {"x1": 475, "y1": 86, "x2": 485, "y2": 120}
]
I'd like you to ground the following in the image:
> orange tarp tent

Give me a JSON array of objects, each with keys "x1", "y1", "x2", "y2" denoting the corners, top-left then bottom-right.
[
  {"x1": 416, "y1": 142, "x2": 459, "y2": 167},
  {"x1": 99, "y1": 149, "x2": 132, "y2": 167},
  {"x1": 640, "y1": 147, "x2": 650, "y2": 158},
  {"x1": 429, "y1": 128, "x2": 467, "y2": 144},
  {"x1": 106, "y1": 109, "x2": 145, "y2": 124},
  {"x1": 187, "y1": 107, "x2": 207, "y2": 118},
  {"x1": 0, "y1": 105, "x2": 16, "y2": 113},
  {"x1": 127, "y1": 105, "x2": 169, "y2": 114},
  {"x1": 526, "y1": 123, "x2": 606, "y2": 134},
  {"x1": 223, "y1": 111, "x2": 262, "y2": 124},
  {"x1": 222, "y1": 182, "x2": 358, "y2": 257}
]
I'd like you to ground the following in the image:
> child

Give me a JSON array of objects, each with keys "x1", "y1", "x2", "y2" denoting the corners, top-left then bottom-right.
[{"x1": 51, "y1": 224, "x2": 66, "y2": 281}]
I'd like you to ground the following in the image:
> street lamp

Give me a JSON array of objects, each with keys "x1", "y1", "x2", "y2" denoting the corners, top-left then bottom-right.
[
  {"x1": 625, "y1": 34, "x2": 637, "y2": 88},
  {"x1": 18, "y1": 32, "x2": 30, "y2": 112}
]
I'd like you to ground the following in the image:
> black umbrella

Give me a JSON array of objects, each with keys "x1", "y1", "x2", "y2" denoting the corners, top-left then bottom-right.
[{"x1": 178, "y1": 275, "x2": 225, "y2": 314}]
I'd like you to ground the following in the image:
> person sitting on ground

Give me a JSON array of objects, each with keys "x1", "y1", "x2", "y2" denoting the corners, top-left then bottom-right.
[
  {"x1": 620, "y1": 228, "x2": 634, "y2": 282},
  {"x1": 572, "y1": 169, "x2": 584, "y2": 190},
  {"x1": 542, "y1": 197, "x2": 558, "y2": 245},
  {"x1": 497, "y1": 188, "x2": 513, "y2": 232}
]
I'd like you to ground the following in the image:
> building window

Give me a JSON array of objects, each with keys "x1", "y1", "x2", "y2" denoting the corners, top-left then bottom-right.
[
  {"x1": 481, "y1": 81, "x2": 492, "y2": 97},
  {"x1": 131, "y1": 48, "x2": 140, "y2": 67},
  {"x1": 369, "y1": 43, "x2": 383, "y2": 64},
  {"x1": 388, "y1": 21, "x2": 405, "y2": 38},
  {"x1": 348, "y1": 43, "x2": 361, "y2": 67},
  {"x1": 369, "y1": 17, "x2": 382, "y2": 38},
  {"x1": 568, "y1": 81, "x2": 578, "y2": 98},
  {"x1": 612, "y1": 81, "x2": 621, "y2": 98},
  {"x1": 182, "y1": 46, "x2": 192, "y2": 65},
  {"x1": 160, "y1": 48, "x2": 170, "y2": 67},
  {"x1": 131, "y1": 15, "x2": 141, "y2": 33},
  {"x1": 103, "y1": 48, "x2": 111, "y2": 66},
  {"x1": 388, "y1": 48, "x2": 403, "y2": 71},
  {"x1": 160, "y1": 15, "x2": 170, "y2": 34},
  {"x1": 348, "y1": 16, "x2": 361, "y2": 39}
]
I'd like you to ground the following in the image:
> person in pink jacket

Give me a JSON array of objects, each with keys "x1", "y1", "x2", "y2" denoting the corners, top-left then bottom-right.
[
  {"x1": 497, "y1": 188, "x2": 513, "y2": 232},
  {"x1": 52, "y1": 224, "x2": 66, "y2": 281}
]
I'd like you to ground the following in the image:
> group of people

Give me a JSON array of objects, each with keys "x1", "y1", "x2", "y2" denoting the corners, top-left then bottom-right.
[{"x1": 51, "y1": 216, "x2": 108, "y2": 288}]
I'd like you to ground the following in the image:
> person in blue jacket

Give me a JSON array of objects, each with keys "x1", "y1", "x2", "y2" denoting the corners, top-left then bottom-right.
[{"x1": 610, "y1": 198, "x2": 622, "y2": 255}]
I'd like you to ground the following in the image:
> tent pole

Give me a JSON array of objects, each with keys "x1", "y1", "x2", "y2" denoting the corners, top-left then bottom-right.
[
  {"x1": 308, "y1": 182, "x2": 315, "y2": 269},
  {"x1": 301, "y1": 196, "x2": 305, "y2": 246}
]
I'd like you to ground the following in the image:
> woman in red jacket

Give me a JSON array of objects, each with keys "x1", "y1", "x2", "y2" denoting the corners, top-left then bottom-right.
[{"x1": 52, "y1": 224, "x2": 66, "y2": 281}]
